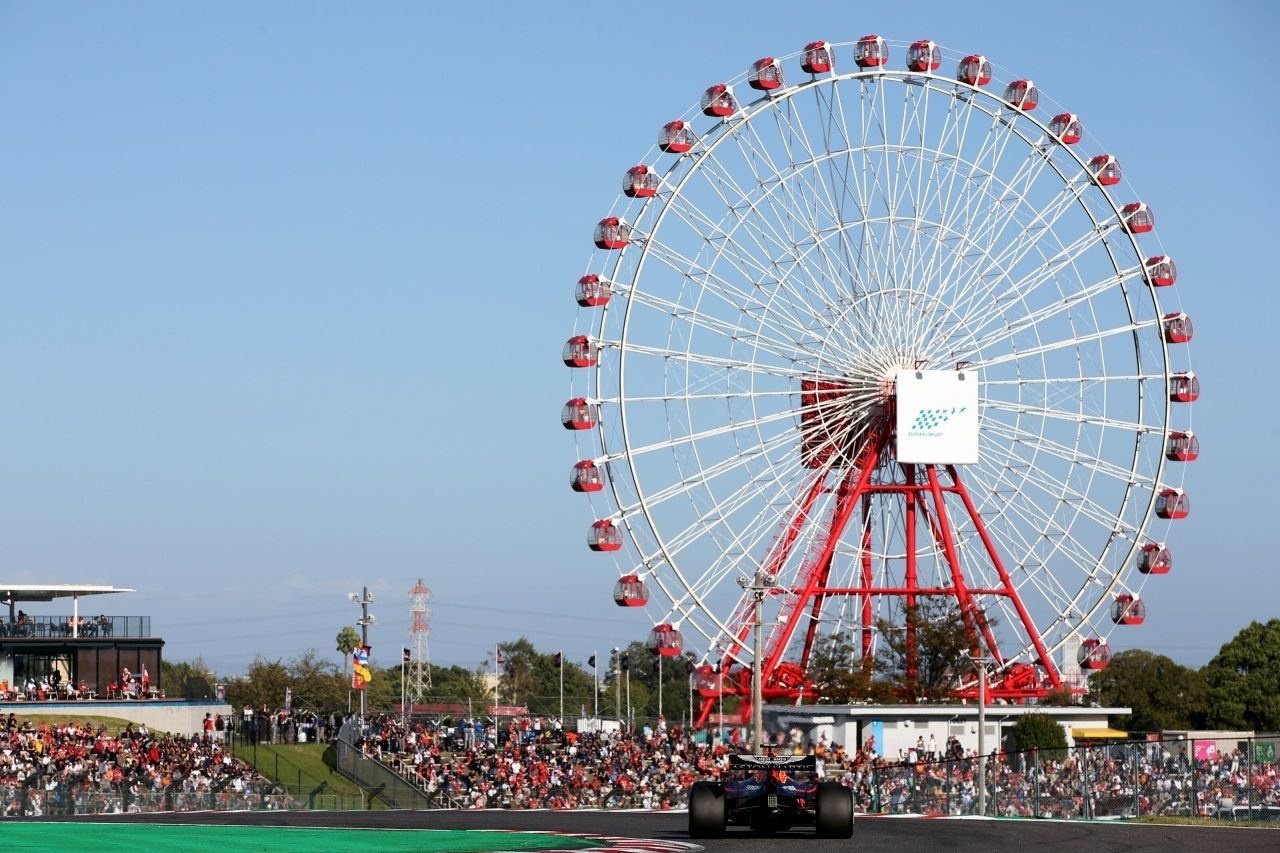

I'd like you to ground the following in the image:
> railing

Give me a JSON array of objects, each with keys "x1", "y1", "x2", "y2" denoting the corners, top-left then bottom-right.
[
  {"x1": 360, "y1": 729, "x2": 1280, "y2": 818},
  {"x1": 334, "y1": 719, "x2": 441, "y2": 809},
  {"x1": 0, "y1": 781, "x2": 302, "y2": 816},
  {"x1": 845, "y1": 737, "x2": 1280, "y2": 820},
  {"x1": 0, "y1": 615, "x2": 152, "y2": 639}
]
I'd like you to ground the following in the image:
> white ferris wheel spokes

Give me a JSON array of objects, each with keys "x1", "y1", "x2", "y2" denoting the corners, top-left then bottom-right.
[{"x1": 563, "y1": 36, "x2": 1195, "y2": 720}]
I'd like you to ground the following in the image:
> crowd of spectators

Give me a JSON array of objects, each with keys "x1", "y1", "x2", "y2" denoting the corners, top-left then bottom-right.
[
  {"x1": 831, "y1": 734, "x2": 1279, "y2": 818},
  {"x1": 354, "y1": 713, "x2": 734, "y2": 809},
  {"x1": 349, "y1": 712, "x2": 1279, "y2": 819},
  {"x1": 0, "y1": 713, "x2": 288, "y2": 816},
  {"x1": 4, "y1": 700, "x2": 1275, "y2": 819}
]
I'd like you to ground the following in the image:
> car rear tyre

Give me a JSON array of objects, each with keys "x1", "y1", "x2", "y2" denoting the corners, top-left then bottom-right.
[
  {"x1": 688, "y1": 781, "x2": 727, "y2": 838},
  {"x1": 816, "y1": 782, "x2": 854, "y2": 838}
]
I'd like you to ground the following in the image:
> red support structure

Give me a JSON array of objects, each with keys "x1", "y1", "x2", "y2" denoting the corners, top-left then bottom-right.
[{"x1": 695, "y1": 394, "x2": 1069, "y2": 727}]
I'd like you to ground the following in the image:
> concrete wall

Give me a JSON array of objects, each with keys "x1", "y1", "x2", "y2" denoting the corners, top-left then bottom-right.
[{"x1": 0, "y1": 699, "x2": 232, "y2": 736}]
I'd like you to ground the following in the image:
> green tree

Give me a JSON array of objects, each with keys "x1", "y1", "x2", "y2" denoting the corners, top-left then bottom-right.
[
  {"x1": 1086, "y1": 649, "x2": 1206, "y2": 731},
  {"x1": 335, "y1": 626, "x2": 361, "y2": 674},
  {"x1": 874, "y1": 598, "x2": 981, "y2": 702},
  {"x1": 425, "y1": 664, "x2": 492, "y2": 705},
  {"x1": 807, "y1": 632, "x2": 874, "y2": 703},
  {"x1": 495, "y1": 638, "x2": 598, "y2": 717},
  {"x1": 626, "y1": 648, "x2": 698, "y2": 727},
  {"x1": 161, "y1": 657, "x2": 218, "y2": 699},
  {"x1": 225, "y1": 657, "x2": 290, "y2": 712},
  {"x1": 1202, "y1": 619, "x2": 1280, "y2": 731},
  {"x1": 1008, "y1": 712, "x2": 1068, "y2": 761},
  {"x1": 285, "y1": 650, "x2": 347, "y2": 712},
  {"x1": 607, "y1": 642, "x2": 653, "y2": 728}
]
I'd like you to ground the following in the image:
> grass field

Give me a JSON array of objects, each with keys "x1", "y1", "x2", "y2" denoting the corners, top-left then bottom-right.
[
  {"x1": 1133, "y1": 815, "x2": 1280, "y2": 830},
  {"x1": 233, "y1": 741, "x2": 373, "y2": 807},
  {"x1": 3, "y1": 823, "x2": 601, "y2": 852}
]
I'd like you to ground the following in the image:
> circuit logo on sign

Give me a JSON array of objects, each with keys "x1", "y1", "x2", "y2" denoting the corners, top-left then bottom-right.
[{"x1": 908, "y1": 407, "x2": 968, "y2": 436}]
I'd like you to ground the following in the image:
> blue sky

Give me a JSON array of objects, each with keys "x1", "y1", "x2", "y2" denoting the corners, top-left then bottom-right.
[{"x1": 1, "y1": 1, "x2": 1275, "y2": 677}]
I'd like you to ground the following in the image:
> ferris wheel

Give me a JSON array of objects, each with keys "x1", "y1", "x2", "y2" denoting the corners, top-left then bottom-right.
[{"x1": 562, "y1": 36, "x2": 1195, "y2": 723}]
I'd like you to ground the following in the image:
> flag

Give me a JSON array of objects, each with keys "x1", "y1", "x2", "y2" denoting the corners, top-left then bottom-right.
[
  {"x1": 352, "y1": 645, "x2": 372, "y2": 689},
  {"x1": 620, "y1": 654, "x2": 630, "y2": 671},
  {"x1": 402, "y1": 647, "x2": 411, "y2": 663},
  {"x1": 553, "y1": 652, "x2": 562, "y2": 668},
  {"x1": 496, "y1": 645, "x2": 505, "y2": 665},
  {"x1": 587, "y1": 654, "x2": 596, "y2": 668}
]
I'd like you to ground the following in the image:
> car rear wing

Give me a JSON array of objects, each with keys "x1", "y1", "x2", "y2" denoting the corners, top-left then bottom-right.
[{"x1": 728, "y1": 754, "x2": 818, "y2": 772}]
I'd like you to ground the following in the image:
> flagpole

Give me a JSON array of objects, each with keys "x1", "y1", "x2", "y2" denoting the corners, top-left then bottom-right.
[
  {"x1": 558, "y1": 649, "x2": 564, "y2": 725},
  {"x1": 592, "y1": 651, "x2": 598, "y2": 718},
  {"x1": 401, "y1": 648, "x2": 406, "y2": 730}
]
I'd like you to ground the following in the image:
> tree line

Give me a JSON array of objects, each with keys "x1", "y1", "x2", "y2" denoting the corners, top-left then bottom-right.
[{"x1": 161, "y1": 615, "x2": 1280, "y2": 734}]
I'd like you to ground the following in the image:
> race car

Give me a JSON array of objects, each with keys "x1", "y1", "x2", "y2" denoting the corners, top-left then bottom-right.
[{"x1": 688, "y1": 753, "x2": 853, "y2": 838}]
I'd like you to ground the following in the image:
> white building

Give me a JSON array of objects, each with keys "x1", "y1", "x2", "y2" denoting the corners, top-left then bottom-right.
[{"x1": 764, "y1": 703, "x2": 1131, "y2": 759}]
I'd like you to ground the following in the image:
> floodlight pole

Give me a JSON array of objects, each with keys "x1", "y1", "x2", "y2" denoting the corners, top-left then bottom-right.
[
  {"x1": 742, "y1": 570, "x2": 776, "y2": 756},
  {"x1": 972, "y1": 655, "x2": 993, "y2": 817},
  {"x1": 350, "y1": 587, "x2": 375, "y2": 723}
]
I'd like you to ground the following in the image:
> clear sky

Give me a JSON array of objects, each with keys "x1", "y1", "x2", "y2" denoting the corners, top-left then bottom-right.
[{"x1": 1, "y1": 1, "x2": 1275, "y2": 677}]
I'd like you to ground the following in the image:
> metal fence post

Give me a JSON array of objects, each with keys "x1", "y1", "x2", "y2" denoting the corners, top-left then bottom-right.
[
  {"x1": 1246, "y1": 737, "x2": 1254, "y2": 817},
  {"x1": 1132, "y1": 742, "x2": 1140, "y2": 818},
  {"x1": 1033, "y1": 762, "x2": 1040, "y2": 819}
]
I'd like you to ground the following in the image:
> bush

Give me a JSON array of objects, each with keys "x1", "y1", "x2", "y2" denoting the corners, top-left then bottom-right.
[{"x1": 1008, "y1": 713, "x2": 1067, "y2": 762}]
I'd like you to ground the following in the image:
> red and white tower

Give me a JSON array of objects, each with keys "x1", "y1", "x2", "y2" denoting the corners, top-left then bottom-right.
[{"x1": 408, "y1": 579, "x2": 432, "y2": 703}]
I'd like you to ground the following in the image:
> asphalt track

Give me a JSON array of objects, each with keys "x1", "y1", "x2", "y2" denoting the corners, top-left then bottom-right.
[{"x1": 25, "y1": 809, "x2": 1280, "y2": 853}]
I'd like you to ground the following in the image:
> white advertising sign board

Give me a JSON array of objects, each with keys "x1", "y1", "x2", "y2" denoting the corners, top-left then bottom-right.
[{"x1": 895, "y1": 369, "x2": 979, "y2": 464}]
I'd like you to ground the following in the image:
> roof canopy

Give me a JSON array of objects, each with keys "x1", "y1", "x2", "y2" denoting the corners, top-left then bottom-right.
[
  {"x1": 1071, "y1": 727, "x2": 1131, "y2": 740},
  {"x1": 1, "y1": 584, "x2": 135, "y2": 603}
]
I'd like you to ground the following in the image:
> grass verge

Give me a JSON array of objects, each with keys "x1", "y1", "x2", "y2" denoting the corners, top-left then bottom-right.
[
  {"x1": 1131, "y1": 815, "x2": 1279, "y2": 829},
  {"x1": 233, "y1": 741, "x2": 373, "y2": 808}
]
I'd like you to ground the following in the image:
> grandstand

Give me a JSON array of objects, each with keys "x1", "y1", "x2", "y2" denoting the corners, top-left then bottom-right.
[{"x1": 0, "y1": 584, "x2": 228, "y2": 733}]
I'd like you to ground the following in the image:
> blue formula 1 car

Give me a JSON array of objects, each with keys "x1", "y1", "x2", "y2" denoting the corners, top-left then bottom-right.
[{"x1": 688, "y1": 754, "x2": 853, "y2": 838}]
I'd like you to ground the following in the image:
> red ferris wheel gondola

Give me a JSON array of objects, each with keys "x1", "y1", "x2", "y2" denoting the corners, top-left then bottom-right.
[
  {"x1": 1155, "y1": 488, "x2": 1190, "y2": 520},
  {"x1": 1089, "y1": 154, "x2": 1122, "y2": 186},
  {"x1": 562, "y1": 336, "x2": 598, "y2": 368},
  {"x1": 1050, "y1": 113, "x2": 1082, "y2": 144},
  {"x1": 576, "y1": 274, "x2": 612, "y2": 307},
  {"x1": 1122, "y1": 202, "x2": 1155, "y2": 234},
  {"x1": 613, "y1": 573, "x2": 649, "y2": 607},
  {"x1": 588, "y1": 519, "x2": 623, "y2": 552},
  {"x1": 622, "y1": 165, "x2": 660, "y2": 198},
  {"x1": 1144, "y1": 255, "x2": 1177, "y2": 287},
  {"x1": 1004, "y1": 79, "x2": 1039, "y2": 111},
  {"x1": 1170, "y1": 372, "x2": 1199, "y2": 402},
  {"x1": 561, "y1": 397, "x2": 598, "y2": 430},
  {"x1": 1166, "y1": 431, "x2": 1199, "y2": 462},
  {"x1": 571, "y1": 460, "x2": 604, "y2": 493},
  {"x1": 1162, "y1": 312, "x2": 1194, "y2": 344},
  {"x1": 1138, "y1": 543, "x2": 1172, "y2": 575},
  {"x1": 748, "y1": 57, "x2": 784, "y2": 90},
  {"x1": 658, "y1": 120, "x2": 696, "y2": 154},
  {"x1": 594, "y1": 217, "x2": 631, "y2": 249},
  {"x1": 906, "y1": 39, "x2": 941, "y2": 72},
  {"x1": 1112, "y1": 595, "x2": 1146, "y2": 626},
  {"x1": 647, "y1": 623, "x2": 684, "y2": 656},
  {"x1": 855, "y1": 35, "x2": 888, "y2": 68},
  {"x1": 957, "y1": 54, "x2": 992, "y2": 86},
  {"x1": 801, "y1": 40, "x2": 834, "y2": 74},
  {"x1": 1079, "y1": 639, "x2": 1111, "y2": 670},
  {"x1": 701, "y1": 84, "x2": 738, "y2": 118}
]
